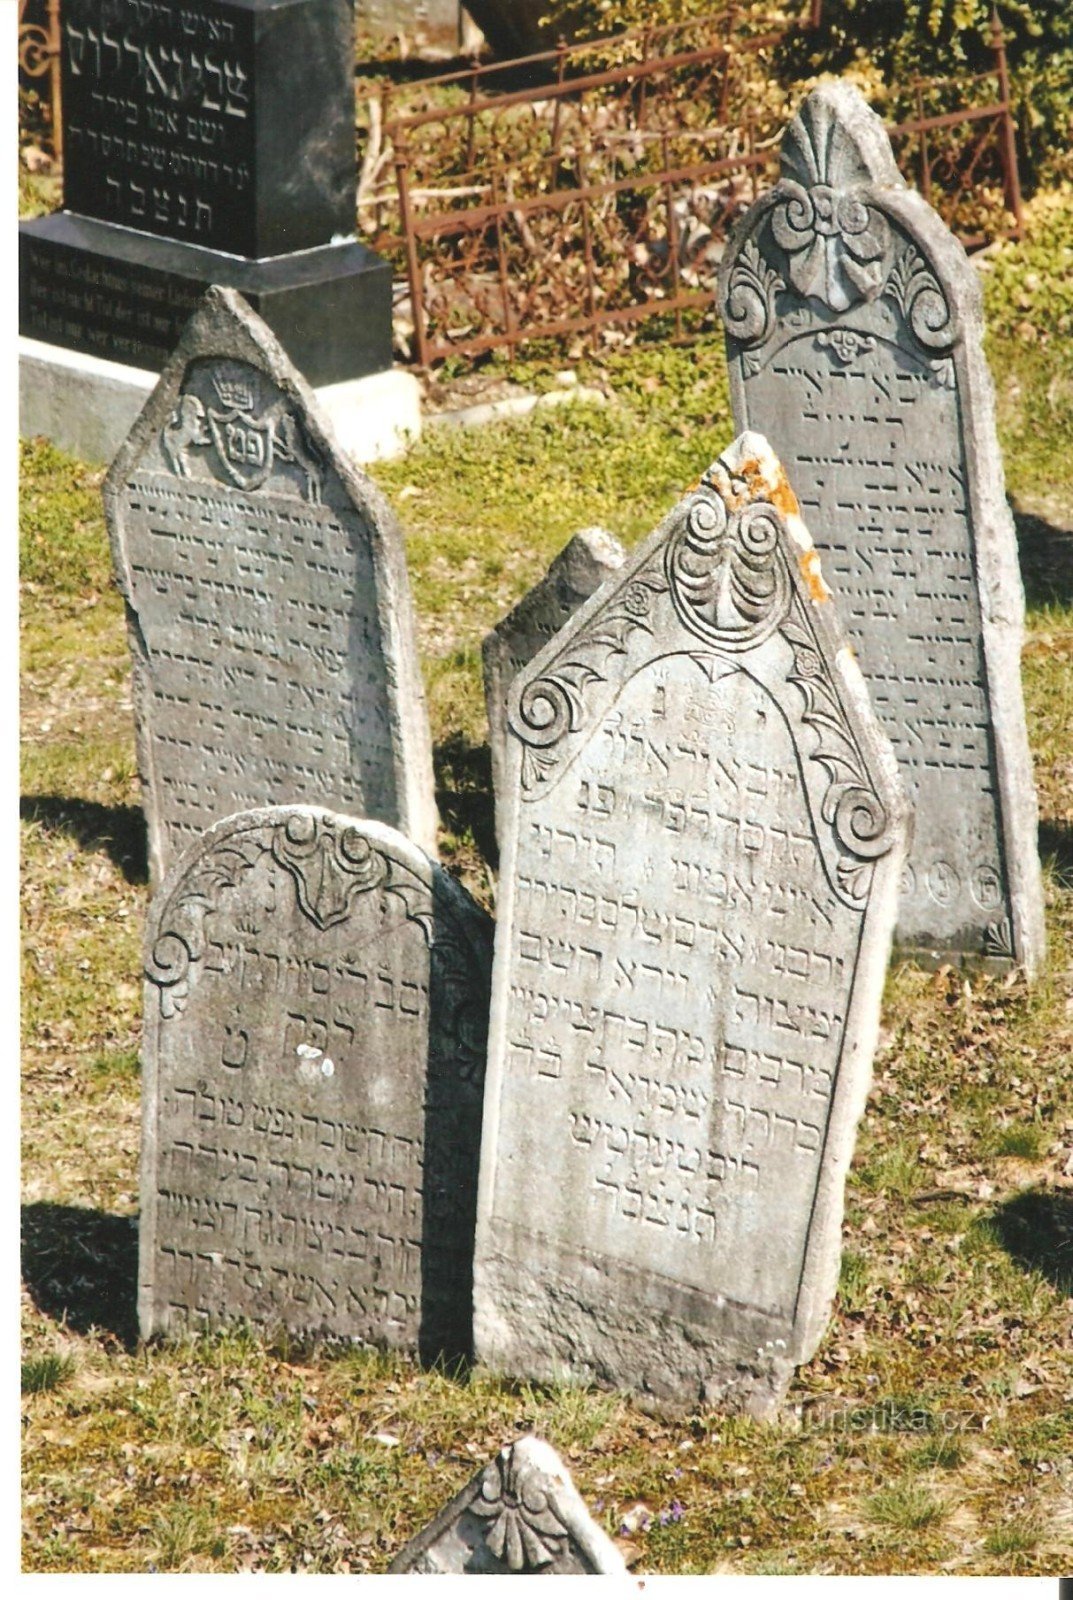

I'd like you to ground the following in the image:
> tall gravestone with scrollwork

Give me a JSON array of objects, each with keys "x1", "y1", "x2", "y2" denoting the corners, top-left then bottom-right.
[
  {"x1": 104, "y1": 286, "x2": 437, "y2": 886},
  {"x1": 717, "y1": 83, "x2": 1045, "y2": 975},
  {"x1": 138, "y1": 806, "x2": 492, "y2": 1360},
  {"x1": 473, "y1": 433, "x2": 910, "y2": 1417}
]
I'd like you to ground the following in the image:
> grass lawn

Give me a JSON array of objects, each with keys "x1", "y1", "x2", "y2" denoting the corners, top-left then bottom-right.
[{"x1": 19, "y1": 196, "x2": 1073, "y2": 1572}]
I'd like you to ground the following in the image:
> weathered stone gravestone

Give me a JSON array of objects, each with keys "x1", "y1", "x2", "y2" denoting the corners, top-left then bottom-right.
[
  {"x1": 473, "y1": 433, "x2": 910, "y2": 1416},
  {"x1": 718, "y1": 83, "x2": 1045, "y2": 974},
  {"x1": 138, "y1": 805, "x2": 492, "y2": 1360},
  {"x1": 483, "y1": 527, "x2": 625, "y2": 851},
  {"x1": 388, "y1": 1436, "x2": 627, "y2": 1573},
  {"x1": 104, "y1": 286, "x2": 437, "y2": 885}
]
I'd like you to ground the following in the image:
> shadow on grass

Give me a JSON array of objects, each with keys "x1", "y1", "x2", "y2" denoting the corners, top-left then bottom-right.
[
  {"x1": 433, "y1": 732, "x2": 497, "y2": 870},
  {"x1": 989, "y1": 1189, "x2": 1073, "y2": 1297},
  {"x1": 1039, "y1": 820, "x2": 1073, "y2": 887},
  {"x1": 22, "y1": 1202, "x2": 139, "y2": 1349},
  {"x1": 20, "y1": 795, "x2": 148, "y2": 885},
  {"x1": 1014, "y1": 504, "x2": 1073, "y2": 609}
]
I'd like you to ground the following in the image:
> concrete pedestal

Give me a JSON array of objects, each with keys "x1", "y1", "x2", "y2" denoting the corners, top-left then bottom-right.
[{"x1": 19, "y1": 337, "x2": 422, "y2": 467}]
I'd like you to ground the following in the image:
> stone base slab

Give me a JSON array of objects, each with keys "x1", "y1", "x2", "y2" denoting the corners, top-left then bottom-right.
[{"x1": 19, "y1": 337, "x2": 422, "y2": 467}]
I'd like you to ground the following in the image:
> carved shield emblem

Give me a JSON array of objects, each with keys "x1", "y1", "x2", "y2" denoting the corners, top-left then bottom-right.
[{"x1": 207, "y1": 405, "x2": 275, "y2": 490}]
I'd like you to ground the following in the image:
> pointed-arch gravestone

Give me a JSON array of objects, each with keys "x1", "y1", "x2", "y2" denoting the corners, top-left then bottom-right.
[
  {"x1": 138, "y1": 806, "x2": 492, "y2": 1360},
  {"x1": 483, "y1": 527, "x2": 625, "y2": 851},
  {"x1": 717, "y1": 83, "x2": 1045, "y2": 974},
  {"x1": 473, "y1": 433, "x2": 910, "y2": 1416},
  {"x1": 104, "y1": 287, "x2": 437, "y2": 885}
]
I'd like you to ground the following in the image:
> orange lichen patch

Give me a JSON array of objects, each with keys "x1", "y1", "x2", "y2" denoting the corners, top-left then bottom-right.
[
  {"x1": 736, "y1": 455, "x2": 801, "y2": 518},
  {"x1": 799, "y1": 547, "x2": 832, "y2": 603}
]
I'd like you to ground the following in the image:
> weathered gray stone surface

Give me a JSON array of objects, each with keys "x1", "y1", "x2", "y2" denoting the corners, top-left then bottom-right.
[
  {"x1": 717, "y1": 83, "x2": 1045, "y2": 975},
  {"x1": 473, "y1": 433, "x2": 910, "y2": 1416},
  {"x1": 388, "y1": 1435, "x2": 627, "y2": 1573},
  {"x1": 138, "y1": 805, "x2": 492, "y2": 1360},
  {"x1": 483, "y1": 527, "x2": 625, "y2": 851},
  {"x1": 103, "y1": 286, "x2": 437, "y2": 887}
]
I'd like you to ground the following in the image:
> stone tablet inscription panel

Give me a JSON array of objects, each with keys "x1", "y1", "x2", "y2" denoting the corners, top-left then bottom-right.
[
  {"x1": 474, "y1": 435, "x2": 909, "y2": 1416},
  {"x1": 389, "y1": 1436, "x2": 627, "y2": 1574},
  {"x1": 139, "y1": 807, "x2": 492, "y2": 1359},
  {"x1": 105, "y1": 287, "x2": 437, "y2": 883},
  {"x1": 718, "y1": 84, "x2": 1045, "y2": 973}
]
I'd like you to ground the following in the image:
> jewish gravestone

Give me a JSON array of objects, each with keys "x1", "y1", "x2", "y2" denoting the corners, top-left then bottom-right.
[
  {"x1": 388, "y1": 1436, "x2": 627, "y2": 1573},
  {"x1": 138, "y1": 805, "x2": 492, "y2": 1359},
  {"x1": 483, "y1": 527, "x2": 625, "y2": 852},
  {"x1": 104, "y1": 286, "x2": 437, "y2": 886},
  {"x1": 20, "y1": 0, "x2": 391, "y2": 386},
  {"x1": 718, "y1": 83, "x2": 1045, "y2": 974},
  {"x1": 473, "y1": 433, "x2": 910, "y2": 1416}
]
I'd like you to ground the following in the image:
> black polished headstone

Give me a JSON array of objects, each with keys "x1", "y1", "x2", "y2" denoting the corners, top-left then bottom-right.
[
  {"x1": 61, "y1": 0, "x2": 354, "y2": 259},
  {"x1": 20, "y1": 0, "x2": 393, "y2": 383}
]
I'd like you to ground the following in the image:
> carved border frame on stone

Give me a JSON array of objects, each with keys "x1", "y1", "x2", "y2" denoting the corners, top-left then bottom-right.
[
  {"x1": 474, "y1": 435, "x2": 911, "y2": 1414},
  {"x1": 716, "y1": 84, "x2": 1045, "y2": 976},
  {"x1": 103, "y1": 285, "x2": 437, "y2": 886}
]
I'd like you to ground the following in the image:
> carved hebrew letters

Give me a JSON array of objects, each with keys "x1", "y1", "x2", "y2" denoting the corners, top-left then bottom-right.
[
  {"x1": 62, "y1": 0, "x2": 254, "y2": 251},
  {"x1": 474, "y1": 434, "x2": 908, "y2": 1416},
  {"x1": 138, "y1": 807, "x2": 493, "y2": 1358},
  {"x1": 718, "y1": 83, "x2": 1045, "y2": 972}
]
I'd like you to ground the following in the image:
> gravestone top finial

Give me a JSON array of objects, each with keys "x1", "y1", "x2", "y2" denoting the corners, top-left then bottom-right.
[{"x1": 775, "y1": 84, "x2": 903, "y2": 313}]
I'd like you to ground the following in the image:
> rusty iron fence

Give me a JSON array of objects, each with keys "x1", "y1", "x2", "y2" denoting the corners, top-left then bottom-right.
[
  {"x1": 888, "y1": 12, "x2": 1023, "y2": 250},
  {"x1": 18, "y1": 0, "x2": 63, "y2": 160},
  {"x1": 363, "y1": 3, "x2": 1025, "y2": 366}
]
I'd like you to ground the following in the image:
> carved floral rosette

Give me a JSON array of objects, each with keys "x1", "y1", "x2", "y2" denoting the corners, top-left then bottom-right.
[
  {"x1": 719, "y1": 85, "x2": 962, "y2": 373},
  {"x1": 508, "y1": 448, "x2": 900, "y2": 911},
  {"x1": 146, "y1": 810, "x2": 439, "y2": 1019}
]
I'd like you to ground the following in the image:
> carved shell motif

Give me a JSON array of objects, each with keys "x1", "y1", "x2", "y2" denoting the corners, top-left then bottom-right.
[
  {"x1": 666, "y1": 487, "x2": 791, "y2": 652},
  {"x1": 771, "y1": 91, "x2": 893, "y2": 313},
  {"x1": 470, "y1": 1445, "x2": 570, "y2": 1571}
]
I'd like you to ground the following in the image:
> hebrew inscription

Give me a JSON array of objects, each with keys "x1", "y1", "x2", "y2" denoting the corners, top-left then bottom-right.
[
  {"x1": 104, "y1": 287, "x2": 437, "y2": 884},
  {"x1": 138, "y1": 807, "x2": 493, "y2": 1359},
  {"x1": 62, "y1": 0, "x2": 254, "y2": 251},
  {"x1": 718, "y1": 83, "x2": 1045, "y2": 973},
  {"x1": 473, "y1": 434, "x2": 909, "y2": 1416},
  {"x1": 389, "y1": 1436, "x2": 627, "y2": 1574},
  {"x1": 483, "y1": 527, "x2": 624, "y2": 850}
]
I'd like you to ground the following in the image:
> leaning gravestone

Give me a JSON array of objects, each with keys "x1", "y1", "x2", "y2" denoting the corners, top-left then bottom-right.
[
  {"x1": 388, "y1": 1436, "x2": 627, "y2": 1573},
  {"x1": 717, "y1": 83, "x2": 1045, "y2": 974},
  {"x1": 483, "y1": 527, "x2": 625, "y2": 850},
  {"x1": 138, "y1": 805, "x2": 492, "y2": 1360},
  {"x1": 104, "y1": 286, "x2": 437, "y2": 885},
  {"x1": 473, "y1": 433, "x2": 910, "y2": 1416}
]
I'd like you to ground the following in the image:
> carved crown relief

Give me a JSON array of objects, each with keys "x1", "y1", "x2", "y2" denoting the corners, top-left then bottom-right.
[{"x1": 721, "y1": 85, "x2": 961, "y2": 357}]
